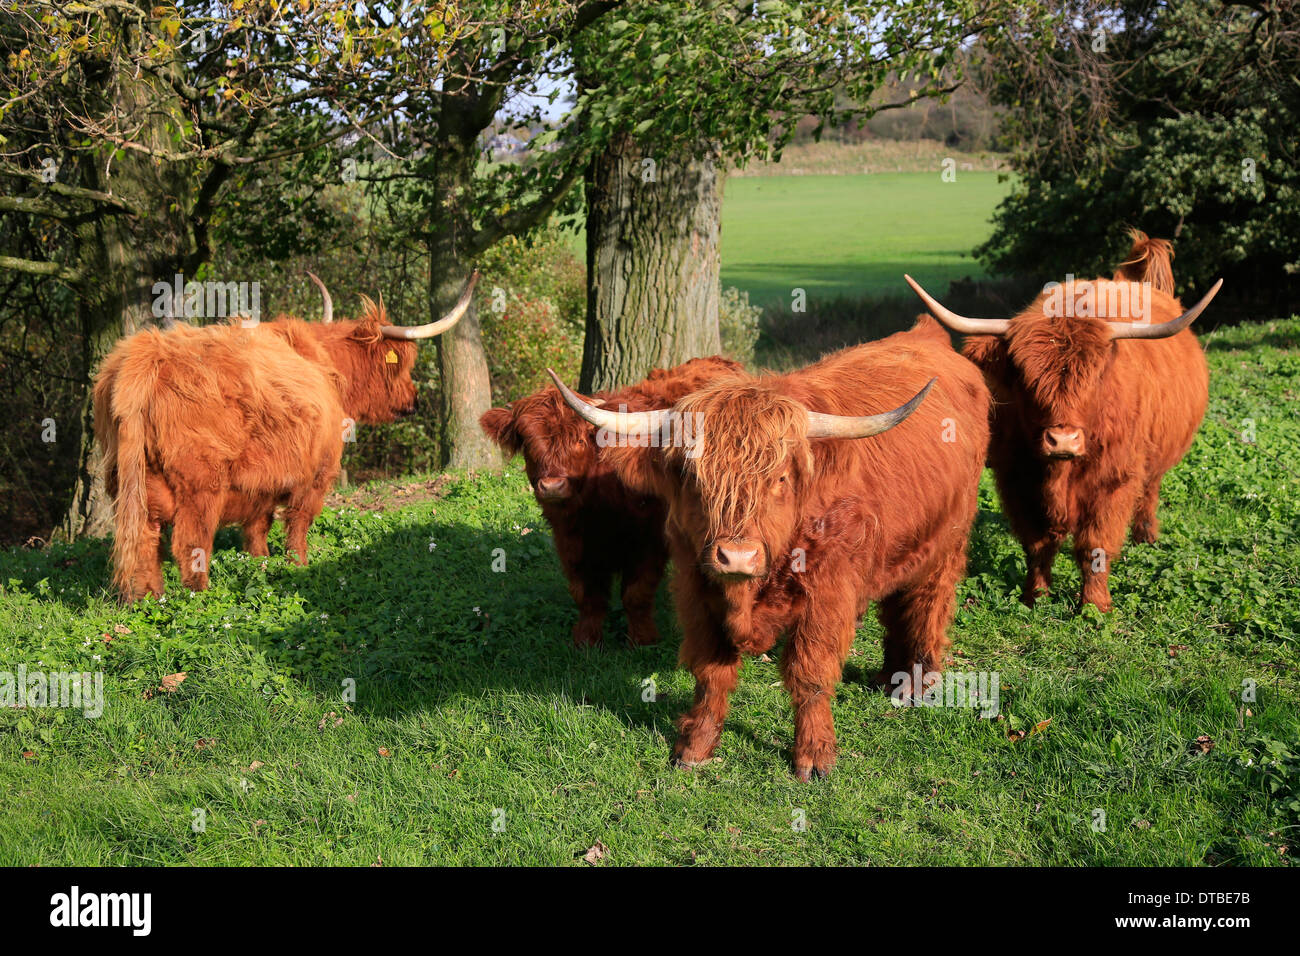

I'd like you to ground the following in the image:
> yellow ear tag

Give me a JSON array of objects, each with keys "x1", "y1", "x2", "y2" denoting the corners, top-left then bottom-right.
[{"x1": 385, "y1": 349, "x2": 399, "y2": 364}]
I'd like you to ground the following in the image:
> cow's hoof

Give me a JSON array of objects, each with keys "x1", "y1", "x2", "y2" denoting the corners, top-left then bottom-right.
[
  {"x1": 1020, "y1": 587, "x2": 1047, "y2": 607},
  {"x1": 1131, "y1": 524, "x2": 1158, "y2": 545},
  {"x1": 793, "y1": 755, "x2": 835, "y2": 782},
  {"x1": 672, "y1": 755, "x2": 710, "y2": 770},
  {"x1": 671, "y1": 737, "x2": 717, "y2": 769},
  {"x1": 571, "y1": 622, "x2": 604, "y2": 647},
  {"x1": 626, "y1": 623, "x2": 660, "y2": 647}
]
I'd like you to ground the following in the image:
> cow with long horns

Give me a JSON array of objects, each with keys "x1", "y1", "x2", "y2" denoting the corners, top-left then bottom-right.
[
  {"x1": 480, "y1": 356, "x2": 743, "y2": 647},
  {"x1": 94, "y1": 273, "x2": 478, "y2": 601},
  {"x1": 548, "y1": 318, "x2": 989, "y2": 780},
  {"x1": 905, "y1": 230, "x2": 1218, "y2": 612}
]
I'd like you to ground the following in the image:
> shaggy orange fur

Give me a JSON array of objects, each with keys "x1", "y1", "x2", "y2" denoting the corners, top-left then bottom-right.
[
  {"x1": 604, "y1": 318, "x2": 990, "y2": 780},
  {"x1": 480, "y1": 356, "x2": 742, "y2": 647},
  {"x1": 962, "y1": 232, "x2": 1209, "y2": 611},
  {"x1": 94, "y1": 302, "x2": 421, "y2": 602}
]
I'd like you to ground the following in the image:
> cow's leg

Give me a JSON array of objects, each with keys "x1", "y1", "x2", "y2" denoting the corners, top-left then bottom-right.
[
  {"x1": 782, "y1": 597, "x2": 857, "y2": 781},
  {"x1": 673, "y1": 581, "x2": 741, "y2": 768},
  {"x1": 242, "y1": 506, "x2": 275, "y2": 557},
  {"x1": 283, "y1": 487, "x2": 326, "y2": 565},
  {"x1": 1022, "y1": 532, "x2": 1063, "y2": 606},
  {"x1": 1130, "y1": 475, "x2": 1162, "y2": 544},
  {"x1": 171, "y1": 494, "x2": 222, "y2": 592},
  {"x1": 1074, "y1": 483, "x2": 1142, "y2": 612},
  {"x1": 134, "y1": 517, "x2": 165, "y2": 600},
  {"x1": 568, "y1": 564, "x2": 612, "y2": 647},
  {"x1": 875, "y1": 544, "x2": 965, "y2": 695},
  {"x1": 619, "y1": 541, "x2": 665, "y2": 647}
]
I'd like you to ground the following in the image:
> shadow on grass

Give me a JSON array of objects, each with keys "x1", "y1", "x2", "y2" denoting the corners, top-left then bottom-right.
[{"x1": 0, "y1": 480, "x2": 1030, "y2": 773}]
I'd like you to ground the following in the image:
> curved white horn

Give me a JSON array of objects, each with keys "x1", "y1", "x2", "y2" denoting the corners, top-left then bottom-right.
[
  {"x1": 904, "y1": 274, "x2": 1010, "y2": 336},
  {"x1": 1107, "y1": 278, "x2": 1222, "y2": 340},
  {"x1": 306, "y1": 271, "x2": 333, "y2": 324},
  {"x1": 805, "y1": 378, "x2": 937, "y2": 439},
  {"x1": 545, "y1": 368, "x2": 668, "y2": 436},
  {"x1": 381, "y1": 270, "x2": 480, "y2": 340}
]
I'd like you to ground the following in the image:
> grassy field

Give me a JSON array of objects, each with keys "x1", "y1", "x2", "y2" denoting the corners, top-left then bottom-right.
[
  {"x1": 720, "y1": 171, "x2": 1010, "y2": 306},
  {"x1": 1, "y1": 319, "x2": 1297, "y2": 866}
]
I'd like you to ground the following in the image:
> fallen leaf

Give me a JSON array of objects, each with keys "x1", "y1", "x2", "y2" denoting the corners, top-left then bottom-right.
[
  {"x1": 582, "y1": 840, "x2": 608, "y2": 865},
  {"x1": 1168, "y1": 644, "x2": 1189, "y2": 658},
  {"x1": 1191, "y1": 735, "x2": 1215, "y2": 754},
  {"x1": 113, "y1": 624, "x2": 132, "y2": 635},
  {"x1": 158, "y1": 672, "x2": 186, "y2": 693},
  {"x1": 1028, "y1": 718, "x2": 1053, "y2": 736},
  {"x1": 21, "y1": 750, "x2": 35, "y2": 760},
  {"x1": 247, "y1": 760, "x2": 264, "y2": 771},
  {"x1": 378, "y1": 747, "x2": 391, "y2": 758},
  {"x1": 194, "y1": 738, "x2": 216, "y2": 750}
]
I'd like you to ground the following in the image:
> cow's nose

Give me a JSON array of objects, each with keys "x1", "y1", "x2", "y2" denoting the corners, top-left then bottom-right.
[
  {"x1": 535, "y1": 476, "x2": 570, "y2": 500},
  {"x1": 710, "y1": 540, "x2": 763, "y2": 578},
  {"x1": 1043, "y1": 427, "x2": 1085, "y2": 458}
]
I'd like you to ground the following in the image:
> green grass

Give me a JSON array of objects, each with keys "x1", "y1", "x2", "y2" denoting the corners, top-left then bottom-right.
[
  {"x1": 1, "y1": 319, "x2": 1298, "y2": 866},
  {"x1": 720, "y1": 171, "x2": 1011, "y2": 307}
]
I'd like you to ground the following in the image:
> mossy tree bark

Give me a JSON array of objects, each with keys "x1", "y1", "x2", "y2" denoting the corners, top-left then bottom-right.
[{"x1": 580, "y1": 134, "x2": 722, "y2": 393}]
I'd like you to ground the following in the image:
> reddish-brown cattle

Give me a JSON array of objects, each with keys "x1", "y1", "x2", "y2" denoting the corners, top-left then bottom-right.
[
  {"x1": 549, "y1": 318, "x2": 989, "y2": 779},
  {"x1": 905, "y1": 231, "x2": 1220, "y2": 611},
  {"x1": 480, "y1": 356, "x2": 742, "y2": 647},
  {"x1": 94, "y1": 275, "x2": 477, "y2": 601}
]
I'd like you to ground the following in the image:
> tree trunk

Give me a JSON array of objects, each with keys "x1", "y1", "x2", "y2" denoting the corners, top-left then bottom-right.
[
  {"x1": 54, "y1": 218, "x2": 147, "y2": 543},
  {"x1": 433, "y1": 257, "x2": 498, "y2": 470},
  {"x1": 425, "y1": 136, "x2": 497, "y2": 471},
  {"x1": 580, "y1": 134, "x2": 723, "y2": 392}
]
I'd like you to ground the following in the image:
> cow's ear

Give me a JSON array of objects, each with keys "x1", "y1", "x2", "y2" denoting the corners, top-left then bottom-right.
[
  {"x1": 962, "y1": 334, "x2": 1010, "y2": 383},
  {"x1": 961, "y1": 333, "x2": 1004, "y2": 368},
  {"x1": 603, "y1": 444, "x2": 665, "y2": 497},
  {"x1": 479, "y1": 407, "x2": 521, "y2": 454}
]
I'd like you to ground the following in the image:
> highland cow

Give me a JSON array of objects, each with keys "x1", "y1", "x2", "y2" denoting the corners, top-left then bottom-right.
[
  {"x1": 480, "y1": 356, "x2": 743, "y2": 647},
  {"x1": 94, "y1": 274, "x2": 477, "y2": 601},
  {"x1": 548, "y1": 318, "x2": 989, "y2": 779},
  {"x1": 905, "y1": 231, "x2": 1220, "y2": 611}
]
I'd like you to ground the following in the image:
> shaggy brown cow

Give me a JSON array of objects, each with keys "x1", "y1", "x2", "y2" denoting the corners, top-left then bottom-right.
[
  {"x1": 480, "y1": 356, "x2": 743, "y2": 647},
  {"x1": 94, "y1": 275, "x2": 477, "y2": 601},
  {"x1": 548, "y1": 318, "x2": 989, "y2": 779},
  {"x1": 905, "y1": 231, "x2": 1220, "y2": 611}
]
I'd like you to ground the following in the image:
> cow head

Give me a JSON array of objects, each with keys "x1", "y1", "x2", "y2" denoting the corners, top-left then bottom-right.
[
  {"x1": 480, "y1": 387, "x2": 609, "y2": 506},
  {"x1": 905, "y1": 271, "x2": 1220, "y2": 461},
  {"x1": 545, "y1": 369, "x2": 932, "y2": 584},
  {"x1": 306, "y1": 271, "x2": 478, "y2": 424}
]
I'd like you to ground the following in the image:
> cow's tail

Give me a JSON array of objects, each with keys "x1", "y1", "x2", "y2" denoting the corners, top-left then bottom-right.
[
  {"x1": 101, "y1": 357, "x2": 158, "y2": 601},
  {"x1": 1116, "y1": 228, "x2": 1175, "y2": 295},
  {"x1": 112, "y1": 405, "x2": 152, "y2": 600}
]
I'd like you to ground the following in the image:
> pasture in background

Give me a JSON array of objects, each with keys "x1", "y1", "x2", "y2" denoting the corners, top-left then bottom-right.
[{"x1": 720, "y1": 170, "x2": 1009, "y2": 305}]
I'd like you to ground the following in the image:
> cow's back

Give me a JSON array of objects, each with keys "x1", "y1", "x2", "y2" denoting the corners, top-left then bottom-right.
[
  {"x1": 1112, "y1": 327, "x2": 1208, "y2": 477},
  {"x1": 775, "y1": 318, "x2": 990, "y2": 593},
  {"x1": 99, "y1": 325, "x2": 343, "y2": 496}
]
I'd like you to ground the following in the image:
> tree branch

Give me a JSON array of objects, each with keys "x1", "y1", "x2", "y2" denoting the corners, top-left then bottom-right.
[{"x1": 0, "y1": 254, "x2": 83, "y2": 285}]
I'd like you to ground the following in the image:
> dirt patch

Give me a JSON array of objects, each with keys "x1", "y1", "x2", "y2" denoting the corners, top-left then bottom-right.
[{"x1": 325, "y1": 474, "x2": 457, "y2": 514}]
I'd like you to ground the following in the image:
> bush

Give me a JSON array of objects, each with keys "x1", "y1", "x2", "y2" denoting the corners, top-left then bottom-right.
[
  {"x1": 718, "y1": 285, "x2": 761, "y2": 365},
  {"x1": 974, "y1": 2, "x2": 1300, "y2": 316},
  {"x1": 476, "y1": 229, "x2": 585, "y2": 402}
]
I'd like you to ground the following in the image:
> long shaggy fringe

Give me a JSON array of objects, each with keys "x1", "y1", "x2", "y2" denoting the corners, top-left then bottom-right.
[{"x1": 674, "y1": 385, "x2": 810, "y2": 537}]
